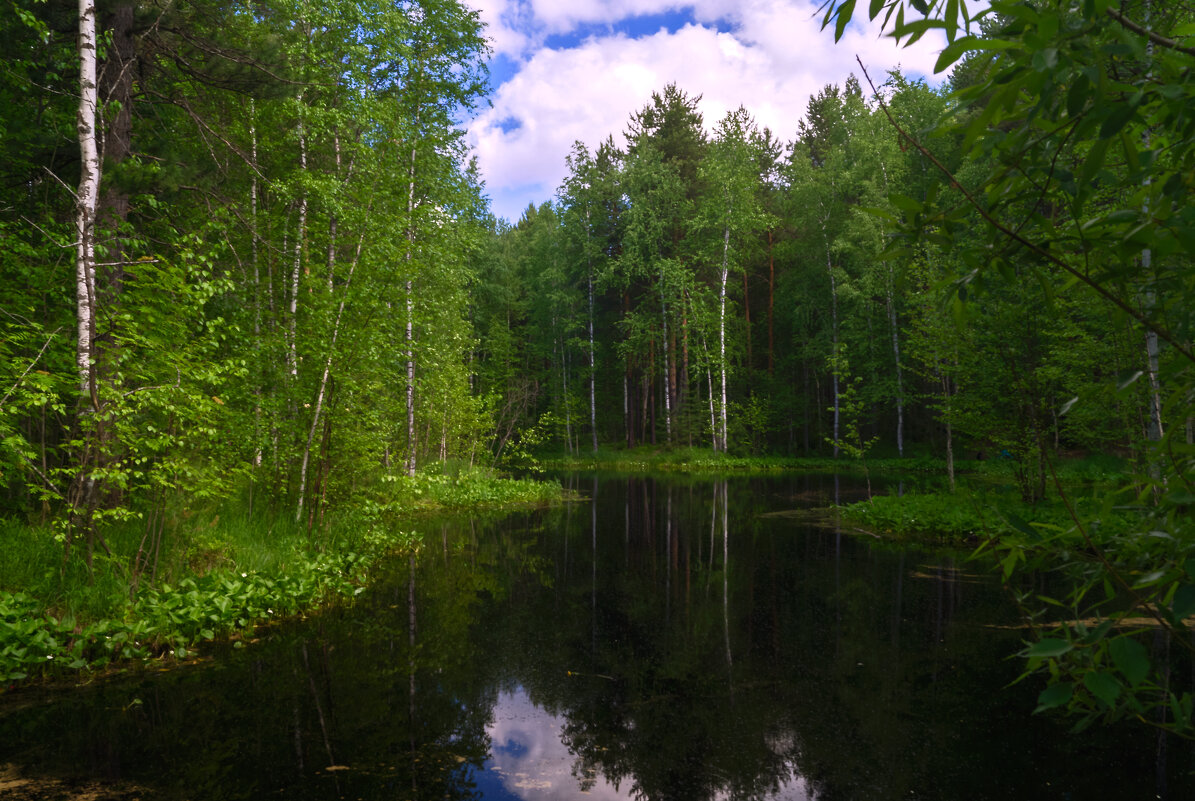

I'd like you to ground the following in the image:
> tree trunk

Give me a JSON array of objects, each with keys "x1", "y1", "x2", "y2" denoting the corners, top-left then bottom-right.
[
  {"x1": 296, "y1": 235, "x2": 364, "y2": 524},
  {"x1": 288, "y1": 103, "x2": 307, "y2": 382},
  {"x1": 767, "y1": 229, "x2": 775, "y2": 376},
  {"x1": 586, "y1": 209, "x2": 598, "y2": 453},
  {"x1": 742, "y1": 265, "x2": 752, "y2": 379},
  {"x1": 886, "y1": 266, "x2": 905, "y2": 457},
  {"x1": 75, "y1": 0, "x2": 100, "y2": 406},
  {"x1": 405, "y1": 108, "x2": 420, "y2": 477},
  {"x1": 658, "y1": 266, "x2": 672, "y2": 441},
  {"x1": 942, "y1": 371, "x2": 955, "y2": 491},
  {"x1": 719, "y1": 220, "x2": 730, "y2": 452},
  {"x1": 824, "y1": 233, "x2": 840, "y2": 458}
]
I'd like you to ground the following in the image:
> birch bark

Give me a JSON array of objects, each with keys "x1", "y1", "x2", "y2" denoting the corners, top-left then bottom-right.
[
  {"x1": 405, "y1": 104, "x2": 420, "y2": 477},
  {"x1": 75, "y1": 0, "x2": 100, "y2": 407},
  {"x1": 586, "y1": 206, "x2": 598, "y2": 453},
  {"x1": 718, "y1": 215, "x2": 730, "y2": 452}
]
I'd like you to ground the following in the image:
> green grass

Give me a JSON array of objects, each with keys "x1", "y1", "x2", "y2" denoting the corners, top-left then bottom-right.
[
  {"x1": 542, "y1": 445, "x2": 988, "y2": 476},
  {"x1": 0, "y1": 466, "x2": 568, "y2": 685},
  {"x1": 839, "y1": 487, "x2": 1139, "y2": 547}
]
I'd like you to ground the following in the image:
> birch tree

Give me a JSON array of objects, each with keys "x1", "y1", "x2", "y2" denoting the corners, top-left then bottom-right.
[{"x1": 696, "y1": 108, "x2": 773, "y2": 451}]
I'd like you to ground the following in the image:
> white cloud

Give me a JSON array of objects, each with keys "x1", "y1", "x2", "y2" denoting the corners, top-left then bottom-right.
[{"x1": 466, "y1": 0, "x2": 948, "y2": 222}]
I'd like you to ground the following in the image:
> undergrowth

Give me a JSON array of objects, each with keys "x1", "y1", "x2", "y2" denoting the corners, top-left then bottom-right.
[
  {"x1": 0, "y1": 466, "x2": 566, "y2": 685},
  {"x1": 840, "y1": 489, "x2": 1137, "y2": 546}
]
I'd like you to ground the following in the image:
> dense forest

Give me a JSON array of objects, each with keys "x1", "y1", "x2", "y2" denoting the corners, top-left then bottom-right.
[{"x1": 2, "y1": 0, "x2": 1194, "y2": 735}]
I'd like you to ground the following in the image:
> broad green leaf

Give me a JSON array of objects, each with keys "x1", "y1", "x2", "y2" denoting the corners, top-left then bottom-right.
[
  {"x1": 1173, "y1": 584, "x2": 1195, "y2": 619},
  {"x1": 1083, "y1": 671, "x2": 1121, "y2": 707},
  {"x1": 1035, "y1": 682, "x2": 1073, "y2": 713},
  {"x1": 1027, "y1": 638, "x2": 1072, "y2": 658},
  {"x1": 1108, "y1": 638, "x2": 1149, "y2": 686},
  {"x1": 1099, "y1": 102, "x2": 1138, "y2": 139},
  {"x1": 1002, "y1": 512, "x2": 1040, "y2": 540}
]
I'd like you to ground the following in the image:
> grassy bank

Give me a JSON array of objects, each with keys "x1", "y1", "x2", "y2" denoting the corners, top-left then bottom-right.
[
  {"x1": 836, "y1": 454, "x2": 1134, "y2": 547},
  {"x1": 837, "y1": 490, "x2": 1137, "y2": 547},
  {"x1": 0, "y1": 469, "x2": 566, "y2": 685},
  {"x1": 544, "y1": 446, "x2": 985, "y2": 475}
]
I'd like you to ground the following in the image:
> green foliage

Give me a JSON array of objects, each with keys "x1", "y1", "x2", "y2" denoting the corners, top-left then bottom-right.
[
  {"x1": 822, "y1": 0, "x2": 1195, "y2": 737},
  {"x1": 841, "y1": 488, "x2": 1136, "y2": 545},
  {"x1": 376, "y1": 467, "x2": 566, "y2": 512},
  {"x1": 0, "y1": 523, "x2": 407, "y2": 682}
]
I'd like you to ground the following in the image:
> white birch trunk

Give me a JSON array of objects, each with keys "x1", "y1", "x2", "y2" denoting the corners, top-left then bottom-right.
[
  {"x1": 658, "y1": 266, "x2": 672, "y2": 441},
  {"x1": 941, "y1": 370, "x2": 955, "y2": 491},
  {"x1": 403, "y1": 103, "x2": 421, "y2": 477},
  {"x1": 75, "y1": 0, "x2": 100, "y2": 406},
  {"x1": 586, "y1": 207, "x2": 598, "y2": 453},
  {"x1": 825, "y1": 232, "x2": 840, "y2": 458},
  {"x1": 296, "y1": 235, "x2": 365, "y2": 524},
  {"x1": 250, "y1": 98, "x2": 262, "y2": 468},
  {"x1": 707, "y1": 365, "x2": 717, "y2": 451},
  {"x1": 288, "y1": 103, "x2": 307, "y2": 382},
  {"x1": 1140, "y1": 0, "x2": 1165, "y2": 487},
  {"x1": 886, "y1": 268, "x2": 904, "y2": 457},
  {"x1": 719, "y1": 219, "x2": 730, "y2": 453}
]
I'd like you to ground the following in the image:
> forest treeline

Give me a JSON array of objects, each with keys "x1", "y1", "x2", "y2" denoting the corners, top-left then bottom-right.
[
  {"x1": 1, "y1": 0, "x2": 1191, "y2": 533},
  {"x1": 478, "y1": 76, "x2": 1171, "y2": 508}
]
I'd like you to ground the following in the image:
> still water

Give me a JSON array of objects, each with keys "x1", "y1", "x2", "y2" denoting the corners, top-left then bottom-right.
[{"x1": 0, "y1": 473, "x2": 1190, "y2": 799}]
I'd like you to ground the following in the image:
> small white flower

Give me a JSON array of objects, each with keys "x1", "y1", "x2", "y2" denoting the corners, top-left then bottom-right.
[{"x1": 46, "y1": 655, "x2": 54, "y2": 660}]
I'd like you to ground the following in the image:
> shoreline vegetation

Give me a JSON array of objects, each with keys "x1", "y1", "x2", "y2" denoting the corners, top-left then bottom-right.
[
  {"x1": 0, "y1": 451, "x2": 1131, "y2": 690},
  {"x1": 0, "y1": 468, "x2": 567, "y2": 688}
]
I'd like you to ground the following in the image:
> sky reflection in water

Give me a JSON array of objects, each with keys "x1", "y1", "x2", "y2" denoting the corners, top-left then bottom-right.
[{"x1": 478, "y1": 687, "x2": 816, "y2": 801}]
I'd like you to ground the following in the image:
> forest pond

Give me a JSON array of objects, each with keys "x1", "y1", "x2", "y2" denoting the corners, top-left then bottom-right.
[{"x1": 0, "y1": 473, "x2": 1190, "y2": 800}]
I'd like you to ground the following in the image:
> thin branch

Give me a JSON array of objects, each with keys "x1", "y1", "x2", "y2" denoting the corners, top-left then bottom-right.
[
  {"x1": 1106, "y1": 7, "x2": 1195, "y2": 58},
  {"x1": 95, "y1": 259, "x2": 160, "y2": 267},
  {"x1": 18, "y1": 216, "x2": 73, "y2": 249},
  {"x1": 42, "y1": 167, "x2": 78, "y2": 201},
  {"x1": 0, "y1": 328, "x2": 61, "y2": 408},
  {"x1": 856, "y1": 57, "x2": 1195, "y2": 366}
]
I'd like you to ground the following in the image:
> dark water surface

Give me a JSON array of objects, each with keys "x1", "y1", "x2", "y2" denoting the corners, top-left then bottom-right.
[{"x1": 1, "y1": 473, "x2": 1190, "y2": 799}]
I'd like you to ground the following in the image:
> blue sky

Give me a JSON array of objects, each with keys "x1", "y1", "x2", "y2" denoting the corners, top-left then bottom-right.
[{"x1": 464, "y1": 1, "x2": 950, "y2": 223}]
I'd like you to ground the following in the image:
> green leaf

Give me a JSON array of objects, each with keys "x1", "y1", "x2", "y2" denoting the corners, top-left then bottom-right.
[
  {"x1": 1002, "y1": 512, "x2": 1040, "y2": 540},
  {"x1": 834, "y1": 0, "x2": 857, "y2": 42},
  {"x1": 934, "y1": 36, "x2": 975, "y2": 73},
  {"x1": 1027, "y1": 638, "x2": 1072, "y2": 658},
  {"x1": 1035, "y1": 682, "x2": 1073, "y2": 713},
  {"x1": 1172, "y1": 584, "x2": 1195, "y2": 619},
  {"x1": 1099, "y1": 103, "x2": 1138, "y2": 139},
  {"x1": 1083, "y1": 671, "x2": 1121, "y2": 707},
  {"x1": 1108, "y1": 638, "x2": 1149, "y2": 686},
  {"x1": 1116, "y1": 370, "x2": 1143, "y2": 391}
]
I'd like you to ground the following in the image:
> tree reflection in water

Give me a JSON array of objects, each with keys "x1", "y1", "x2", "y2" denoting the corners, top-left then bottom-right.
[{"x1": 0, "y1": 474, "x2": 1187, "y2": 800}]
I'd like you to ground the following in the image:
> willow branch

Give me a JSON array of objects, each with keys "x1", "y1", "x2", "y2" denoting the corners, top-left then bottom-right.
[
  {"x1": 1106, "y1": 7, "x2": 1195, "y2": 58},
  {"x1": 856, "y1": 57, "x2": 1195, "y2": 366}
]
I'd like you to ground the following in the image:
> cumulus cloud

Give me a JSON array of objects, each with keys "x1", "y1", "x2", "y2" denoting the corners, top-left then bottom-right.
[{"x1": 465, "y1": 0, "x2": 948, "y2": 222}]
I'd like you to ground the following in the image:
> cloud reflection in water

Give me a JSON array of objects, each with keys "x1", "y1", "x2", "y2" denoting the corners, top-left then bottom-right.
[
  {"x1": 478, "y1": 687, "x2": 816, "y2": 800},
  {"x1": 479, "y1": 687, "x2": 633, "y2": 800}
]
